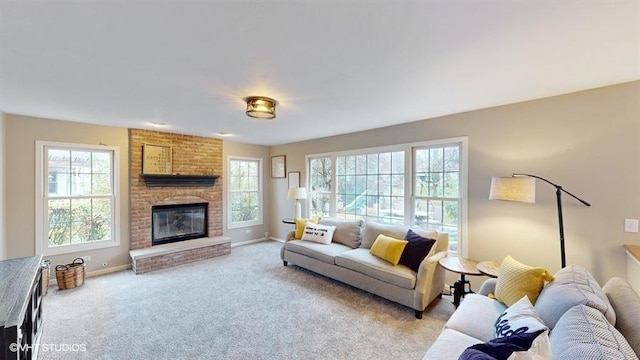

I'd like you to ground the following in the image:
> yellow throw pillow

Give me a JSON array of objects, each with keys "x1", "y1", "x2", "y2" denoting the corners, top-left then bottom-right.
[
  {"x1": 494, "y1": 256, "x2": 554, "y2": 307},
  {"x1": 294, "y1": 217, "x2": 319, "y2": 239},
  {"x1": 369, "y1": 234, "x2": 408, "y2": 265}
]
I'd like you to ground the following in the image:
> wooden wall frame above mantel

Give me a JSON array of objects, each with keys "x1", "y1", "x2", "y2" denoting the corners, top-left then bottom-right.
[{"x1": 142, "y1": 144, "x2": 173, "y2": 175}]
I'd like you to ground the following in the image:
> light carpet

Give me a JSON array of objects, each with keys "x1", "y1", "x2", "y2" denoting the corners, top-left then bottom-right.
[{"x1": 38, "y1": 241, "x2": 454, "y2": 360}]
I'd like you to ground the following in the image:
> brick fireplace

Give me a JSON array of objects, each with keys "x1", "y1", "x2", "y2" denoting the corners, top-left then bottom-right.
[{"x1": 128, "y1": 129, "x2": 230, "y2": 274}]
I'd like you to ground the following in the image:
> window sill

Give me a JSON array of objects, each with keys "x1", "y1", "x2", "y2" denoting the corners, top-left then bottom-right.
[{"x1": 42, "y1": 239, "x2": 120, "y2": 256}]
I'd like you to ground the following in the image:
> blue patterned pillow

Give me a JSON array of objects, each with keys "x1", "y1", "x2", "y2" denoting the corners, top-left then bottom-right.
[
  {"x1": 459, "y1": 330, "x2": 549, "y2": 360},
  {"x1": 495, "y1": 296, "x2": 548, "y2": 338}
]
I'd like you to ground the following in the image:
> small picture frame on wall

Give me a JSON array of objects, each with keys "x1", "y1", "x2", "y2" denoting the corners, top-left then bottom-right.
[
  {"x1": 288, "y1": 172, "x2": 300, "y2": 188},
  {"x1": 142, "y1": 144, "x2": 173, "y2": 175},
  {"x1": 271, "y1": 155, "x2": 286, "y2": 178}
]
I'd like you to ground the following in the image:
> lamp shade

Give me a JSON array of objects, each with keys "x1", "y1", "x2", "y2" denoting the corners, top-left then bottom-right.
[
  {"x1": 489, "y1": 177, "x2": 536, "y2": 203},
  {"x1": 287, "y1": 187, "x2": 308, "y2": 200}
]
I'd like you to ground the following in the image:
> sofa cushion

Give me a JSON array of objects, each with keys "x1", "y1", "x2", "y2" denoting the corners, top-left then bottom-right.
[
  {"x1": 602, "y1": 277, "x2": 640, "y2": 357},
  {"x1": 422, "y1": 328, "x2": 483, "y2": 360},
  {"x1": 495, "y1": 296, "x2": 548, "y2": 339},
  {"x1": 550, "y1": 305, "x2": 637, "y2": 359},
  {"x1": 361, "y1": 222, "x2": 437, "y2": 249},
  {"x1": 369, "y1": 234, "x2": 408, "y2": 265},
  {"x1": 284, "y1": 240, "x2": 352, "y2": 265},
  {"x1": 535, "y1": 265, "x2": 615, "y2": 329},
  {"x1": 494, "y1": 256, "x2": 554, "y2": 307},
  {"x1": 445, "y1": 294, "x2": 507, "y2": 343},
  {"x1": 398, "y1": 229, "x2": 436, "y2": 272},
  {"x1": 318, "y1": 218, "x2": 363, "y2": 248},
  {"x1": 334, "y1": 248, "x2": 416, "y2": 289},
  {"x1": 300, "y1": 223, "x2": 335, "y2": 244}
]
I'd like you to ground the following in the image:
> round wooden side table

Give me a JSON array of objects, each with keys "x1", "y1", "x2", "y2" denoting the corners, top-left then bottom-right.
[
  {"x1": 438, "y1": 257, "x2": 482, "y2": 307},
  {"x1": 477, "y1": 261, "x2": 500, "y2": 278}
]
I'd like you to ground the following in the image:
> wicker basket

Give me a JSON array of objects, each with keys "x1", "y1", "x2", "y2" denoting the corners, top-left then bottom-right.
[
  {"x1": 55, "y1": 258, "x2": 86, "y2": 290},
  {"x1": 41, "y1": 259, "x2": 51, "y2": 295}
]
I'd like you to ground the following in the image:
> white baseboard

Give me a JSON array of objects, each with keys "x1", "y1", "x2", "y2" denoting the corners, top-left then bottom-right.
[
  {"x1": 231, "y1": 237, "x2": 287, "y2": 247},
  {"x1": 86, "y1": 264, "x2": 131, "y2": 278},
  {"x1": 231, "y1": 238, "x2": 269, "y2": 248}
]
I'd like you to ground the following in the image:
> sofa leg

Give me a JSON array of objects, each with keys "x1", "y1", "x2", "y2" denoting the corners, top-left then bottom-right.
[
  {"x1": 283, "y1": 261, "x2": 288, "y2": 266},
  {"x1": 414, "y1": 310, "x2": 423, "y2": 319}
]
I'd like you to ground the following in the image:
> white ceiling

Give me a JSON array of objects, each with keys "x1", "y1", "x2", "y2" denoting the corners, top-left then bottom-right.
[{"x1": 1, "y1": 1, "x2": 638, "y2": 146}]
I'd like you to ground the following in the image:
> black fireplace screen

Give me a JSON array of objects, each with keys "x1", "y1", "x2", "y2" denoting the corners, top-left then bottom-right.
[{"x1": 152, "y1": 203, "x2": 208, "y2": 245}]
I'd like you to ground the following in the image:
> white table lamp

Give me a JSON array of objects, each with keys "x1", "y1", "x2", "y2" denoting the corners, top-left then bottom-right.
[{"x1": 287, "y1": 187, "x2": 308, "y2": 219}]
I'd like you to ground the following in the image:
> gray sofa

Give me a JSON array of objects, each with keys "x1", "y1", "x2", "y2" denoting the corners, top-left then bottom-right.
[
  {"x1": 280, "y1": 218, "x2": 449, "y2": 318},
  {"x1": 424, "y1": 265, "x2": 640, "y2": 359}
]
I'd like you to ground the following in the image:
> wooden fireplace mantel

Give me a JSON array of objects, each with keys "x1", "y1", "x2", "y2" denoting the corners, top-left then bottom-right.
[{"x1": 140, "y1": 174, "x2": 219, "y2": 187}]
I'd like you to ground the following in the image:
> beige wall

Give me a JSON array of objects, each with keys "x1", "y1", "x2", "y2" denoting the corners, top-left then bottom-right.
[
  {"x1": 0, "y1": 111, "x2": 6, "y2": 260},
  {"x1": 5, "y1": 115, "x2": 130, "y2": 272},
  {"x1": 223, "y1": 140, "x2": 271, "y2": 243},
  {"x1": 3, "y1": 82, "x2": 638, "y2": 285},
  {"x1": 2, "y1": 115, "x2": 273, "y2": 270},
  {"x1": 270, "y1": 81, "x2": 640, "y2": 284}
]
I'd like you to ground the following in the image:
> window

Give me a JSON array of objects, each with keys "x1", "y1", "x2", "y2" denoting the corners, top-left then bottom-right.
[
  {"x1": 36, "y1": 141, "x2": 120, "y2": 255},
  {"x1": 336, "y1": 151, "x2": 405, "y2": 224},
  {"x1": 306, "y1": 138, "x2": 466, "y2": 254},
  {"x1": 309, "y1": 157, "x2": 332, "y2": 218},
  {"x1": 413, "y1": 145, "x2": 462, "y2": 252},
  {"x1": 228, "y1": 157, "x2": 263, "y2": 228}
]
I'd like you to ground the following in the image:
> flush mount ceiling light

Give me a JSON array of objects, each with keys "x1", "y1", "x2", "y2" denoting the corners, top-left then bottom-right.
[{"x1": 244, "y1": 96, "x2": 277, "y2": 119}]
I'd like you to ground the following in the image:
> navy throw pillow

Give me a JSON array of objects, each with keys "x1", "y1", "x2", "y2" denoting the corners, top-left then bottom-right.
[
  {"x1": 458, "y1": 330, "x2": 545, "y2": 360},
  {"x1": 398, "y1": 229, "x2": 436, "y2": 272}
]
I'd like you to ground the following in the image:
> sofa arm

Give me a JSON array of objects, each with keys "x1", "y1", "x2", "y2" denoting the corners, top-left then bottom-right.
[
  {"x1": 285, "y1": 231, "x2": 296, "y2": 242},
  {"x1": 414, "y1": 250, "x2": 448, "y2": 309},
  {"x1": 280, "y1": 231, "x2": 297, "y2": 262},
  {"x1": 478, "y1": 278, "x2": 498, "y2": 296}
]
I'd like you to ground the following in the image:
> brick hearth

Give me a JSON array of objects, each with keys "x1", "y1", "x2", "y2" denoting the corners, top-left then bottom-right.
[
  {"x1": 130, "y1": 237, "x2": 231, "y2": 274},
  {"x1": 129, "y1": 129, "x2": 225, "y2": 273}
]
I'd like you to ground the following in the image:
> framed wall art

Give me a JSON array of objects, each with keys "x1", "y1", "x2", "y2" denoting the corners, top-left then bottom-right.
[
  {"x1": 288, "y1": 171, "x2": 300, "y2": 188},
  {"x1": 142, "y1": 144, "x2": 173, "y2": 175},
  {"x1": 271, "y1": 155, "x2": 286, "y2": 178}
]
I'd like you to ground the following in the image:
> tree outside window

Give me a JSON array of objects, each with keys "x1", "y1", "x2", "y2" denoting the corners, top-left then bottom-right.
[
  {"x1": 306, "y1": 139, "x2": 465, "y2": 254},
  {"x1": 228, "y1": 157, "x2": 263, "y2": 228},
  {"x1": 37, "y1": 141, "x2": 120, "y2": 256}
]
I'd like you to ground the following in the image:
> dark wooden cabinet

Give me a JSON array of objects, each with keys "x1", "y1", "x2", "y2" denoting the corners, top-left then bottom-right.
[{"x1": 0, "y1": 255, "x2": 44, "y2": 360}]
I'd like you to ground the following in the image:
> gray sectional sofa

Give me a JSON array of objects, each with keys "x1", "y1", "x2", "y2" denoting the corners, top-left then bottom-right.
[
  {"x1": 280, "y1": 218, "x2": 449, "y2": 318},
  {"x1": 424, "y1": 265, "x2": 640, "y2": 359}
]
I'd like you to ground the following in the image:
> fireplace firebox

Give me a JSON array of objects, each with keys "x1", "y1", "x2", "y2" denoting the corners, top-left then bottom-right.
[{"x1": 152, "y1": 203, "x2": 208, "y2": 246}]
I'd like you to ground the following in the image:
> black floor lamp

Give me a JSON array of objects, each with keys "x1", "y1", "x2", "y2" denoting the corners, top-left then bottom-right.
[{"x1": 489, "y1": 173, "x2": 591, "y2": 268}]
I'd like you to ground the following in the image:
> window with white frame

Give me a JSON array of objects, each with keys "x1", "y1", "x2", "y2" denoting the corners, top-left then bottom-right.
[
  {"x1": 306, "y1": 138, "x2": 465, "y2": 253},
  {"x1": 309, "y1": 157, "x2": 332, "y2": 218},
  {"x1": 228, "y1": 157, "x2": 263, "y2": 228},
  {"x1": 336, "y1": 151, "x2": 406, "y2": 224},
  {"x1": 413, "y1": 144, "x2": 462, "y2": 252},
  {"x1": 36, "y1": 141, "x2": 120, "y2": 255}
]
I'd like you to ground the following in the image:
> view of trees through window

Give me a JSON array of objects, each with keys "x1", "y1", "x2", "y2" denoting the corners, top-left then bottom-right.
[
  {"x1": 307, "y1": 141, "x2": 463, "y2": 252},
  {"x1": 229, "y1": 158, "x2": 262, "y2": 226},
  {"x1": 336, "y1": 151, "x2": 405, "y2": 224},
  {"x1": 414, "y1": 145, "x2": 461, "y2": 251},
  {"x1": 309, "y1": 157, "x2": 332, "y2": 218},
  {"x1": 46, "y1": 148, "x2": 114, "y2": 247}
]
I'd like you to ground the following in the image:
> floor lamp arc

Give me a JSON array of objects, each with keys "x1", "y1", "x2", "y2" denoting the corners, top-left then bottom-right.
[{"x1": 489, "y1": 173, "x2": 591, "y2": 268}]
